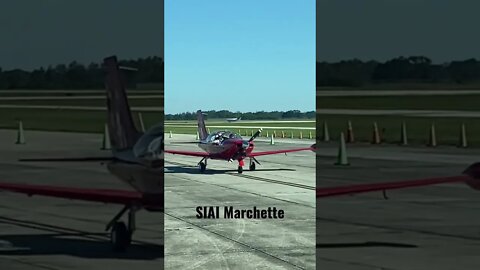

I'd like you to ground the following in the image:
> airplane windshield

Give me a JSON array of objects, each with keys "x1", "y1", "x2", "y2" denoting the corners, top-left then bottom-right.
[
  {"x1": 206, "y1": 131, "x2": 242, "y2": 144},
  {"x1": 133, "y1": 124, "x2": 164, "y2": 159}
]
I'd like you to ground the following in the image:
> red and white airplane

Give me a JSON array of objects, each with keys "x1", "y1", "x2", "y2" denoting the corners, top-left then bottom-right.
[
  {"x1": 166, "y1": 111, "x2": 480, "y2": 194},
  {"x1": 165, "y1": 110, "x2": 315, "y2": 173},
  {"x1": 0, "y1": 56, "x2": 163, "y2": 251}
]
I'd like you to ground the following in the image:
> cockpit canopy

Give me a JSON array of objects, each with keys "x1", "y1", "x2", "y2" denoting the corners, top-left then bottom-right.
[
  {"x1": 133, "y1": 124, "x2": 164, "y2": 160},
  {"x1": 206, "y1": 130, "x2": 242, "y2": 144}
]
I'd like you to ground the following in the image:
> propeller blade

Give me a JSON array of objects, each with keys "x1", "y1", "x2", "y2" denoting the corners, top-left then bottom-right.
[{"x1": 248, "y1": 128, "x2": 263, "y2": 142}]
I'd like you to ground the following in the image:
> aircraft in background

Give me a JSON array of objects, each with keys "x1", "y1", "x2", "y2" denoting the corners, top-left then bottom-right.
[
  {"x1": 0, "y1": 56, "x2": 163, "y2": 252},
  {"x1": 226, "y1": 117, "x2": 241, "y2": 122},
  {"x1": 166, "y1": 110, "x2": 314, "y2": 173}
]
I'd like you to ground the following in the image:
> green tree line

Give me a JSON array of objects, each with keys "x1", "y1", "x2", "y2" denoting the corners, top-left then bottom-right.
[
  {"x1": 317, "y1": 56, "x2": 480, "y2": 87},
  {"x1": 0, "y1": 56, "x2": 164, "y2": 89},
  {"x1": 166, "y1": 110, "x2": 315, "y2": 120}
]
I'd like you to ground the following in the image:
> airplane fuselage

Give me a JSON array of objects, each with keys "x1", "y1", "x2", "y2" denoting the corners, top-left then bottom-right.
[{"x1": 198, "y1": 138, "x2": 254, "y2": 161}]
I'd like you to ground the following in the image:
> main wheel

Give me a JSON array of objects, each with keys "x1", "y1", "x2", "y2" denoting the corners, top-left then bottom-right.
[
  {"x1": 238, "y1": 166, "x2": 243, "y2": 174},
  {"x1": 249, "y1": 162, "x2": 256, "y2": 171},
  {"x1": 111, "y1": 222, "x2": 131, "y2": 252},
  {"x1": 199, "y1": 162, "x2": 206, "y2": 173}
]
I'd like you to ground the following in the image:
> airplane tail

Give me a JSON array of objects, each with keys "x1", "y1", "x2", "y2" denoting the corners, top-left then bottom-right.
[
  {"x1": 197, "y1": 110, "x2": 208, "y2": 140},
  {"x1": 104, "y1": 56, "x2": 141, "y2": 150}
]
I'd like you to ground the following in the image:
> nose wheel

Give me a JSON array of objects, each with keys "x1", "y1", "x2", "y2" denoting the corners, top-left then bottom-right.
[
  {"x1": 238, "y1": 159, "x2": 245, "y2": 173},
  {"x1": 198, "y1": 157, "x2": 208, "y2": 173}
]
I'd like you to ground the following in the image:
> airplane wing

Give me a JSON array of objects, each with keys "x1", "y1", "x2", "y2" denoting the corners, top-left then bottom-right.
[
  {"x1": 316, "y1": 175, "x2": 470, "y2": 198},
  {"x1": 248, "y1": 145, "x2": 314, "y2": 157},
  {"x1": 0, "y1": 182, "x2": 147, "y2": 205},
  {"x1": 165, "y1": 150, "x2": 210, "y2": 157}
]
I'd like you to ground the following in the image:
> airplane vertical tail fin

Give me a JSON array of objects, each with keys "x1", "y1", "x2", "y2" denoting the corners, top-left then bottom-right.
[
  {"x1": 197, "y1": 110, "x2": 208, "y2": 140},
  {"x1": 103, "y1": 56, "x2": 141, "y2": 150}
]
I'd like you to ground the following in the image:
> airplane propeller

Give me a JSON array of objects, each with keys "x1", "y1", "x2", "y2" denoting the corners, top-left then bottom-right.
[{"x1": 248, "y1": 128, "x2": 263, "y2": 142}]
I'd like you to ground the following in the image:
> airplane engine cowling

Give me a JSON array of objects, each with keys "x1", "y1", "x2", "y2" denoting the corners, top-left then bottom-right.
[{"x1": 463, "y1": 162, "x2": 480, "y2": 190}]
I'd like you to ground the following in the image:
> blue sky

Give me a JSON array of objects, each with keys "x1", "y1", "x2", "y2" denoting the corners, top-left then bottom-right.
[{"x1": 165, "y1": 0, "x2": 315, "y2": 114}]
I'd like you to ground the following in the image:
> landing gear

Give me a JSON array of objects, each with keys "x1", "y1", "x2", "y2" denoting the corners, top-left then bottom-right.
[
  {"x1": 198, "y1": 157, "x2": 208, "y2": 173},
  {"x1": 106, "y1": 205, "x2": 138, "y2": 252},
  {"x1": 199, "y1": 162, "x2": 206, "y2": 173},
  {"x1": 238, "y1": 159, "x2": 245, "y2": 174},
  {"x1": 249, "y1": 157, "x2": 260, "y2": 171},
  {"x1": 249, "y1": 161, "x2": 256, "y2": 171},
  {"x1": 111, "y1": 222, "x2": 131, "y2": 251}
]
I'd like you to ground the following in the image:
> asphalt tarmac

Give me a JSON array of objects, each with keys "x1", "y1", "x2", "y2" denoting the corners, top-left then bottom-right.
[
  {"x1": 0, "y1": 130, "x2": 315, "y2": 270},
  {"x1": 316, "y1": 142, "x2": 480, "y2": 270},
  {"x1": 5, "y1": 128, "x2": 475, "y2": 269},
  {"x1": 164, "y1": 134, "x2": 315, "y2": 269}
]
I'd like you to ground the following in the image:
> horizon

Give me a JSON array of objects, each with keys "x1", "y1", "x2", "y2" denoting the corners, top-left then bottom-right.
[
  {"x1": 2, "y1": 55, "x2": 479, "y2": 72},
  {"x1": 316, "y1": 57, "x2": 480, "y2": 65},
  {"x1": 0, "y1": 56, "x2": 164, "y2": 72}
]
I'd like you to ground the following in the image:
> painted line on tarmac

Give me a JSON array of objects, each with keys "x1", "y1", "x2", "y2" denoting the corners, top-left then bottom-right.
[
  {"x1": 227, "y1": 173, "x2": 315, "y2": 190},
  {"x1": 164, "y1": 212, "x2": 306, "y2": 269},
  {"x1": 165, "y1": 160, "x2": 314, "y2": 190},
  {"x1": 165, "y1": 160, "x2": 314, "y2": 208}
]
